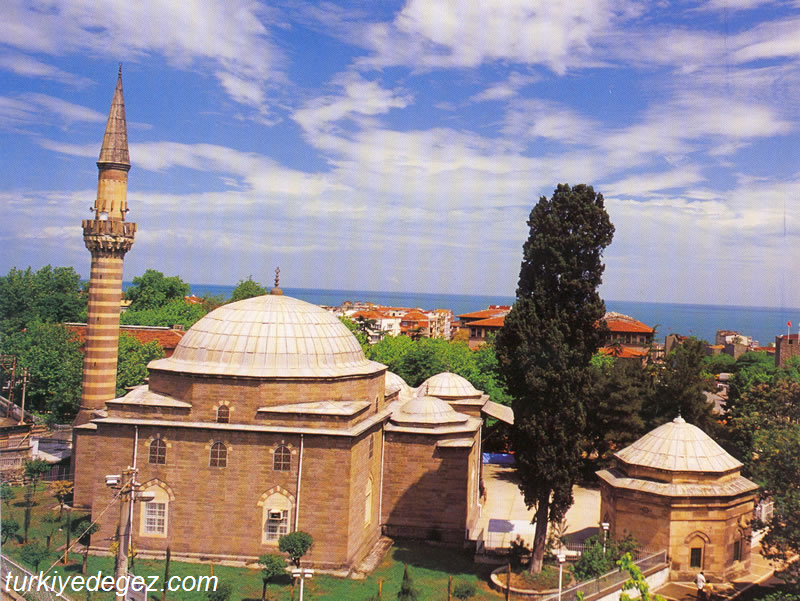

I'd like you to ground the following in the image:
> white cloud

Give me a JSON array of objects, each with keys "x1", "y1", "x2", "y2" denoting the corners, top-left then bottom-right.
[
  {"x1": 358, "y1": 0, "x2": 642, "y2": 73},
  {"x1": 292, "y1": 73, "x2": 412, "y2": 140},
  {"x1": 0, "y1": 53, "x2": 92, "y2": 86},
  {"x1": 0, "y1": 0, "x2": 283, "y2": 110},
  {"x1": 503, "y1": 99, "x2": 600, "y2": 144},
  {"x1": 470, "y1": 72, "x2": 540, "y2": 102},
  {"x1": 0, "y1": 93, "x2": 106, "y2": 129},
  {"x1": 603, "y1": 167, "x2": 706, "y2": 197}
]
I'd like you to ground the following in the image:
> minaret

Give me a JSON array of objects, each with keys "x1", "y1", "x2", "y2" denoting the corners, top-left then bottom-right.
[{"x1": 74, "y1": 67, "x2": 136, "y2": 426}]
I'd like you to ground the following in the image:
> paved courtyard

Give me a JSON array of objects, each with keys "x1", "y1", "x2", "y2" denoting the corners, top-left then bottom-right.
[{"x1": 471, "y1": 464, "x2": 601, "y2": 551}]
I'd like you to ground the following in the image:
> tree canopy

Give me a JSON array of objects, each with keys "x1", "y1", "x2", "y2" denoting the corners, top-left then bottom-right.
[
  {"x1": 230, "y1": 276, "x2": 267, "y2": 302},
  {"x1": 121, "y1": 298, "x2": 208, "y2": 329},
  {"x1": 124, "y1": 269, "x2": 190, "y2": 311},
  {"x1": 645, "y1": 338, "x2": 716, "y2": 432},
  {"x1": 0, "y1": 321, "x2": 84, "y2": 421},
  {"x1": 278, "y1": 531, "x2": 313, "y2": 567},
  {"x1": 116, "y1": 332, "x2": 165, "y2": 397},
  {"x1": 495, "y1": 183, "x2": 614, "y2": 573},
  {"x1": 0, "y1": 265, "x2": 86, "y2": 334}
]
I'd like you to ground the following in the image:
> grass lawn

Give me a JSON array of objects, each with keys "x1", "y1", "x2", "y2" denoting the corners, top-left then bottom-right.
[{"x1": 2, "y1": 485, "x2": 505, "y2": 601}]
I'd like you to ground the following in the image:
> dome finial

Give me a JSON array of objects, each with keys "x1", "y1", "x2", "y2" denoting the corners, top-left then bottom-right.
[
  {"x1": 674, "y1": 413, "x2": 685, "y2": 424},
  {"x1": 270, "y1": 266, "x2": 283, "y2": 295}
]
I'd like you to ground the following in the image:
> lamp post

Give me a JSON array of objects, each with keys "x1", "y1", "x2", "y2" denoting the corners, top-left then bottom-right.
[
  {"x1": 601, "y1": 522, "x2": 610, "y2": 554},
  {"x1": 291, "y1": 568, "x2": 314, "y2": 601},
  {"x1": 557, "y1": 552, "x2": 566, "y2": 601}
]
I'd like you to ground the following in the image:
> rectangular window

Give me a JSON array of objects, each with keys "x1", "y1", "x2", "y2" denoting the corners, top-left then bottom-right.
[
  {"x1": 266, "y1": 510, "x2": 289, "y2": 540},
  {"x1": 144, "y1": 502, "x2": 166, "y2": 535},
  {"x1": 690, "y1": 547, "x2": 702, "y2": 568},
  {"x1": 733, "y1": 540, "x2": 741, "y2": 561},
  {"x1": 368, "y1": 435, "x2": 374, "y2": 458}
]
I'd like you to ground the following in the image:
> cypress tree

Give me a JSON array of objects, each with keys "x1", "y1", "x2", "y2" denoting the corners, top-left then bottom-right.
[{"x1": 496, "y1": 183, "x2": 614, "y2": 573}]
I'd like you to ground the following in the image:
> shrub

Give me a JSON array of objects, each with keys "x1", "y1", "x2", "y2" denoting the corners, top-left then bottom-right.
[{"x1": 453, "y1": 580, "x2": 476, "y2": 600}]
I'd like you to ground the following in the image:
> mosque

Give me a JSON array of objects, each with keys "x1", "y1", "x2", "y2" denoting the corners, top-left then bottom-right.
[{"x1": 71, "y1": 71, "x2": 511, "y2": 572}]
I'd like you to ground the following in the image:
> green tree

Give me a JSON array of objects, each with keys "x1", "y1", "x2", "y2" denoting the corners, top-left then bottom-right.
[
  {"x1": 583, "y1": 358, "x2": 650, "y2": 474},
  {"x1": 230, "y1": 276, "x2": 267, "y2": 302},
  {"x1": 42, "y1": 512, "x2": 62, "y2": 550},
  {"x1": 368, "y1": 335, "x2": 416, "y2": 374},
  {"x1": 19, "y1": 542, "x2": 50, "y2": 572},
  {"x1": 571, "y1": 534, "x2": 638, "y2": 581},
  {"x1": 71, "y1": 516, "x2": 100, "y2": 574},
  {"x1": 0, "y1": 321, "x2": 83, "y2": 420},
  {"x1": 125, "y1": 269, "x2": 190, "y2": 311},
  {"x1": 0, "y1": 265, "x2": 86, "y2": 334},
  {"x1": 617, "y1": 553, "x2": 666, "y2": 601},
  {"x1": 121, "y1": 298, "x2": 207, "y2": 329},
  {"x1": 257, "y1": 553, "x2": 286, "y2": 601},
  {"x1": 340, "y1": 316, "x2": 370, "y2": 355},
  {"x1": 397, "y1": 565, "x2": 419, "y2": 601},
  {"x1": 0, "y1": 482, "x2": 16, "y2": 512},
  {"x1": 1, "y1": 517, "x2": 19, "y2": 543},
  {"x1": 207, "y1": 581, "x2": 233, "y2": 601},
  {"x1": 702, "y1": 353, "x2": 736, "y2": 376},
  {"x1": 724, "y1": 379, "x2": 800, "y2": 468},
  {"x1": 278, "y1": 531, "x2": 313, "y2": 567},
  {"x1": 116, "y1": 332, "x2": 165, "y2": 397},
  {"x1": 645, "y1": 338, "x2": 715, "y2": 432},
  {"x1": 50, "y1": 480, "x2": 73, "y2": 517},
  {"x1": 495, "y1": 183, "x2": 614, "y2": 573},
  {"x1": 748, "y1": 424, "x2": 800, "y2": 585}
]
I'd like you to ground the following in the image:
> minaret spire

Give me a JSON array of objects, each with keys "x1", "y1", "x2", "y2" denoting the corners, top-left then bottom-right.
[
  {"x1": 74, "y1": 69, "x2": 137, "y2": 428},
  {"x1": 98, "y1": 65, "x2": 130, "y2": 169}
]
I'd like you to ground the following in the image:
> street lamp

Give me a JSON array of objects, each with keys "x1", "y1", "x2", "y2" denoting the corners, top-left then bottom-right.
[
  {"x1": 601, "y1": 522, "x2": 610, "y2": 554},
  {"x1": 291, "y1": 568, "x2": 314, "y2": 601},
  {"x1": 557, "y1": 552, "x2": 566, "y2": 601}
]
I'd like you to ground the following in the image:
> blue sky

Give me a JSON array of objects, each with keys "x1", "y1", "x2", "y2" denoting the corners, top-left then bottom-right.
[{"x1": 2, "y1": 1, "x2": 800, "y2": 307}]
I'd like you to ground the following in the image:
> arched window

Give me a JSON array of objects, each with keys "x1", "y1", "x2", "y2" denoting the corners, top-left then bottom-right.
[
  {"x1": 273, "y1": 445, "x2": 291, "y2": 471},
  {"x1": 364, "y1": 476, "x2": 373, "y2": 526},
  {"x1": 263, "y1": 492, "x2": 292, "y2": 542},
  {"x1": 210, "y1": 442, "x2": 227, "y2": 468},
  {"x1": 216, "y1": 405, "x2": 230, "y2": 424},
  {"x1": 149, "y1": 439, "x2": 166, "y2": 465},
  {"x1": 139, "y1": 484, "x2": 171, "y2": 538}
]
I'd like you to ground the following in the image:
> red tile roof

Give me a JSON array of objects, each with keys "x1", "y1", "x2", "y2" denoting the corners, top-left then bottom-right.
[
  {"x1": 468, "y1": 316, "x2": 506, "y2": 328},
  {"x1": 66, "y1": 324, "x2": 185, "y2": 356},
  {"x1": 458, "y1": 308, "x2": 510, "y2": 320},
  {"x1": 351, "y1": 310, "x2": 384, "y2": 320},
  {"x1": 604, "y1": 318, "x2": 654, "y2": 334}
]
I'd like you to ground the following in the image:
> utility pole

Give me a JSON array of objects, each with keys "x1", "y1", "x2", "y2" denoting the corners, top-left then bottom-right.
[
  {"x1": 0, "y1": 354, "x2": 17, "y2": 418},
  {"x1": 18, "y1": 367, "x2": 30, "y2": 425},
  {"x1": 106, "y1": 467, "x2": 154, "y2": 601}
]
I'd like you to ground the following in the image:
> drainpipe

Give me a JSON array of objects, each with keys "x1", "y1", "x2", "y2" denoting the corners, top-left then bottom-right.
[
  {"x1": 295, "y1": 434, "x2": 304, "y2": 531},
  {"x1": 130, "y1": 426, "x2": 139, "y2": 534},
  {"x1": 379, "y1": 428, "x2": 386, "y2": 527}
]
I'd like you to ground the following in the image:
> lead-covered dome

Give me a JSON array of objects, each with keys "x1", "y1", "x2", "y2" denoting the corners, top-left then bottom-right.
[
  {"x1": 391, "y1": 395, "x2": 468, "y2": 428},
  {"x1": 148, "y1": 294, "x2": 385, "y2": 378},
  {"x1": 418, "y1": 372, "x2": 482, "y2": 399},
  {"x1": 615, "y1": 416, "x2": 742, "y2": 474}
]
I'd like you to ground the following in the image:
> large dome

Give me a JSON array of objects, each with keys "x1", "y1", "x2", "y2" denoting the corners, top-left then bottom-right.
[
  {"x1": 615, "y1": 416, "x2": 742, "y2": 474},
  {"x1": 148, "y1": 294, "x2": 385, "y2": 378}
]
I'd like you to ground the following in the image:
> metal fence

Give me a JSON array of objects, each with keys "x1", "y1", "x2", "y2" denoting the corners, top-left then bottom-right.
[
  {"x1": 0, "y1": 553, "x2": 73, "y2": 601},
  {"x1": 538, "y1": 549, "x2": 669, "y2": 601}
]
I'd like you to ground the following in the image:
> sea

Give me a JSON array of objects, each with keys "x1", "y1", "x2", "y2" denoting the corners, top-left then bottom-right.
[{"x1": 172, "y1": 283, "x2": 800, "y2": 348}]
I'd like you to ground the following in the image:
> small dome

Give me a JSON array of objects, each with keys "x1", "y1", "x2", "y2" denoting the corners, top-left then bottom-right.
[
  {"x1": 148, "y1": 294, "x2": 385, "y2": 378},
  {"x1": 385, "y1": 371, "x2": 414, "y2": 401},
  {"x1": 391, "y1": 395, "x2": 468, "y2": 428},
  {"x1": 615, "y1": 416, "x2": 742, "y2": 473},
  {"x1": 418, "y1": 372, "x2": 482, "y2": 399}
]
